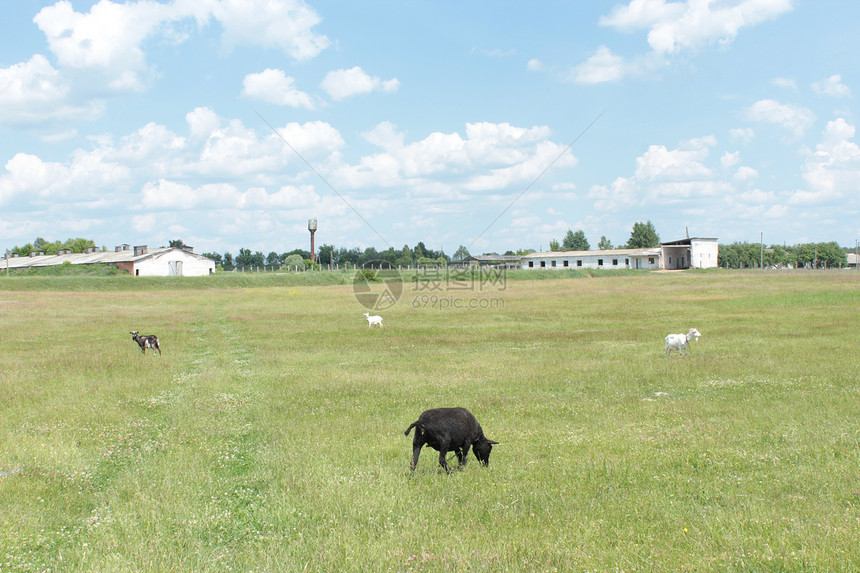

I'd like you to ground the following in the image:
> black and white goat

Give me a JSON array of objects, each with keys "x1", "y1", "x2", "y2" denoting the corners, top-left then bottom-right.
[{"x1": 130, "y1": 331, "x2": 161, "y2": 355}]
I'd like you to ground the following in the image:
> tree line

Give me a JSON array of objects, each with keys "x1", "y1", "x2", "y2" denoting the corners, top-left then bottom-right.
[
  {"x1": 201, "y1": 241, "x2": 451, "y2": 271},
  {"x1": 718, "y1": 241, "x2": 850, "y2": 269},
  {"x1": 548, "y1": 221, "x2": 661, "y2": 251},
  {"x1": 7, "y1": 237, "x2": 97, "y2": 256},
  {"x1": 6, "y1": 230, "x2": 855, "y2": 271}
]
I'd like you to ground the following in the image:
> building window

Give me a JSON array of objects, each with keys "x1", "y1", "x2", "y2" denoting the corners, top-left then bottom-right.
[
  {"x1": 625, "y1": 259, "x2": 629, "y2": 265},
  {"x1": 577, "y1": 260, "x2": 582, "y2": 267},
  {"x1": 598, "y1": 259, "x2": 604, "y2": 266},
  {"x1": 551, "y1": 260, "x2": 556, "y2": 267},
  {"x1": 540, "y1": 261, "x2": 546, "y2": 268},
  {"x1": 649, "y1": 257, "x2": 655, "y2": 264},
  {"x1": 563, "y1": 260, "x2": 569, "y2": 267},
  {"x1": 612, "y1": 259, "x2": 618, "y2": 266},
  {"x1": 528, "y1": 261, "x2": 534, "y2": 268}
]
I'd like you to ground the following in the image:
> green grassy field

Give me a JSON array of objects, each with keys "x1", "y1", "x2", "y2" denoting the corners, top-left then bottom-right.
[{"x1": 1, "y1": 270, "x2": 858, "y2": 572}]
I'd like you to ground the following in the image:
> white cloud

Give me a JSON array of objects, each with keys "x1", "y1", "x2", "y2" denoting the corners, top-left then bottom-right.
[
  {"x1": 746, "y1": 99, "x2": 816, "y2": 139},
  {"x1": 573, "y1": 0, "x2": 794, "y2": 84},
  {"x1": 186, "y1": 107, "x2": 221, "y2": 140},
  {"x1": 0, "y1": 54, "x2": 104, "y2": 124},
  {"x1": 721, "y1": 151, "x2": 740, "y2": 168},
  {"x1": 792, "y1": 118, "x2": 860, "y2": 205},
  {"x1": 210, "y1": 0, "x2": 329, "y2": 60},
  {"x1": 0, "y1": 54, "x2": 67, "y2": 105},
  {"x1": 320, "y1": 67, "x2": 400, "y2": 100},
  {"x1": 33, "y1": 0, "x2": 174, "y2": 91},
  {"x1": 734, "y1": 165, "x2": 759, "y2": 181},
  {"x1": 588, "y1": 135, "x2": 725, "y2": 211},
  {"x1": 772, "y1": 77, "x2": 797, "y2": 90},
  {"x1": 0, "y1": 149, "x2": 129, "y2": 206},
  {"x1": 811, "y1": 74, "x2": 851, "y2": 98},
  {"x1": 763, "y1": 204, "x2": 789, "y2": 218},
  {"x1": 634, "y1": 144, "x2": 713, "y2": 181},
  {"x1": 527, "y1": 58, "x2": 544, "y2": 72},
  {"x1": 569, "y1": 46, "x2": 626, "y2": 84},
  {"x1": 41, "y1": 130, "x2": 79, "y2": 144},
  {"x1": 242, "y1": 69, "x2": 315, "y2": 109},
  {"x1": 33, "y1": 0, "x2": 328, "y2": 93},
  {"x1": 601, "y1": 0, "x2": 794, "y2": 55},
  {"x1": 333, "y1": 121, "x2": 572, "y2": 197},
  {"x1": 141, "y1": 179, "x2": 319, "y2": 210},
  {"x1": 730, "y1": 127, "x2": 755, "y2": 143},
  {"x1": 363, "y1": 122, "x2": 405, "y2": 151}
]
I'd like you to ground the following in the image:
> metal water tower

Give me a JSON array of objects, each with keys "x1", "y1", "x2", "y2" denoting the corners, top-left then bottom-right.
[{"x1": 308, "y1": 218, "x2": 317, "y2": 263}]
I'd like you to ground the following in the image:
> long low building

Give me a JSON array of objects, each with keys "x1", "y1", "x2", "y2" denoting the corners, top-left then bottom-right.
[
  {"x1": 522, "y1": 237, "x2": 718, "y2": 270},
  {"x1": 2, "y1": 244, "x2": 215, "y2": 276}
]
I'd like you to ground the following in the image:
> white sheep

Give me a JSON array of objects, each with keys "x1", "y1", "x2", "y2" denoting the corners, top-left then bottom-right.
[
  {"x1": 364, "y1": 312, "x2": 383, "y2": 329},
  {"x1": 664, "y1": 328, "x2": 700, "y2": 357}
]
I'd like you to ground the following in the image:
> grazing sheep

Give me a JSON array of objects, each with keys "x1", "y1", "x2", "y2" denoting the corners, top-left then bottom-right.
[
  {"x1": 364, "y1": 312, "x2": 383, "y2": 328},
  {"x1": 404, "y1": 407, "x2": 498, "y2": 473},
  {"x1": 664, "y1": 328, "x2": 700, "y2": 357},
  {"x1": 130, "y1": 331, "x2": 161, "y2": 355}
]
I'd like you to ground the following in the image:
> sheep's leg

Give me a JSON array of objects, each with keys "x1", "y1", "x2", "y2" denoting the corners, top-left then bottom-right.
[
  {"x1": 410, "y1": 444, "x2": 422, "y2": 471},
  {"x1": 459, "y1": 444, "x2": 471, "y2": 467},
  {"x1": 438, "y1": 449, "x2": 451, "y2": 474}
]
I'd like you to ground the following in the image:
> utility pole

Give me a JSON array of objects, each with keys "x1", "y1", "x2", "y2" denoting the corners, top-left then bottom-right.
[{"x1": 760, "y1": 232, "x2": 763, "y2": 269}]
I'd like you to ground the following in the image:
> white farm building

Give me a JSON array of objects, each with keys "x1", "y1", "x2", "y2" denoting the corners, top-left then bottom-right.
[
  {"x1": 3, "y1": 244, "x2": 215, "y2": 276},
  {"x1": 522, "y1": 238, "x2": 718, "y2": 271}
]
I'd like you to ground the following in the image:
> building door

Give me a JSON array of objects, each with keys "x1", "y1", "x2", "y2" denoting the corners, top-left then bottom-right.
[{"x1": 168, "y1": 261, "x2": 183, "y2": 276}]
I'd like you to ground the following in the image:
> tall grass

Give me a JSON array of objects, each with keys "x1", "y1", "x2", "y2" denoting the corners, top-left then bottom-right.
[{"x1": 1, "y1": 271, "x2": 858, "y2": 571}]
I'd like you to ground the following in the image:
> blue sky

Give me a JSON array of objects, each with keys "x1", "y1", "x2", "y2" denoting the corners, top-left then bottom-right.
[{"x1": 1, "y1": 0, "x2": 858, "y2": 257}]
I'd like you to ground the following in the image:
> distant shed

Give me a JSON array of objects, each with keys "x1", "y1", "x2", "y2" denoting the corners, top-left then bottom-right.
[
  {"x1": 2, "y1": 245, "x2": 215, "y2": 276},
  {"x1": 660, "y1": 238, "x2": 719, "y2": 270}
]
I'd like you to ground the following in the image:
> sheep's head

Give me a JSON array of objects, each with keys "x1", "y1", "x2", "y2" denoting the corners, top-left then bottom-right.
[
  {"x1": 473, "y1": 438, "x2": 498, "y2": 466},
  {"x1": 688, "y1": 328, "x2": 701, "y2": 341},
  {"x1": 130, "y1": 331, "x2": 138, "y2": 337}
]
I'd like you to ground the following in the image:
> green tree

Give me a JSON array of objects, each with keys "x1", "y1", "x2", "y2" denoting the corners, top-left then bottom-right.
[
  {"x1": 379, "y1": 247, "x2": 398, "y2": 265},
  {"x1": 203, "y1": 252, "x2": 222, "y2": 266},
  {"x1": 563, "y1": 229, "x2": 590, "y2": 251},
  {"x1": 235, "y1": 248, "x2": 264, "y2": 268},
  {"x1": 549, "y1": 239, "x2": 560, "y2": 252},
  {"x1": 283, "y1": 254, "x2": 305, "y2": 270},
  {"x1": 361, "y1": 247, "x2": 379, "y2": 265},
  {"x1": 222, "y1": 252, "x2": 234, "y2": 271},
  {"x1": 317, "y1": 244, "x2": 335, "y2": 266},
  {"x1": 626, "y1": 221, "x2": 660, "y2": 248},
  {"x1": 598, "y1": 236, "x2": 613, "y2": 250},
  {"x1": 265, "y1": 251, "x2": 282, "y2": 266},
  {"x1": 452, "y1": 245, "x2": 471, "y2": 262},
  {"x1": 66, "y1": 238, "x2": 95, "y2": 253},
  {"x1": 169, "y1": 239, "x2": 185, "y2": 248}
]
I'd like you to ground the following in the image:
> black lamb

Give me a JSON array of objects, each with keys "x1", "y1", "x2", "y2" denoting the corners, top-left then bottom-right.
[{"x1": 404, "y1": 407, "x2": 498, "y2": 473}]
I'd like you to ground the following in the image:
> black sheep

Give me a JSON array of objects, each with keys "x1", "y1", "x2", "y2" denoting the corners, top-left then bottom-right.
[{"x1": 404, "y1": 407, "x2": 498, "y2": 473}]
